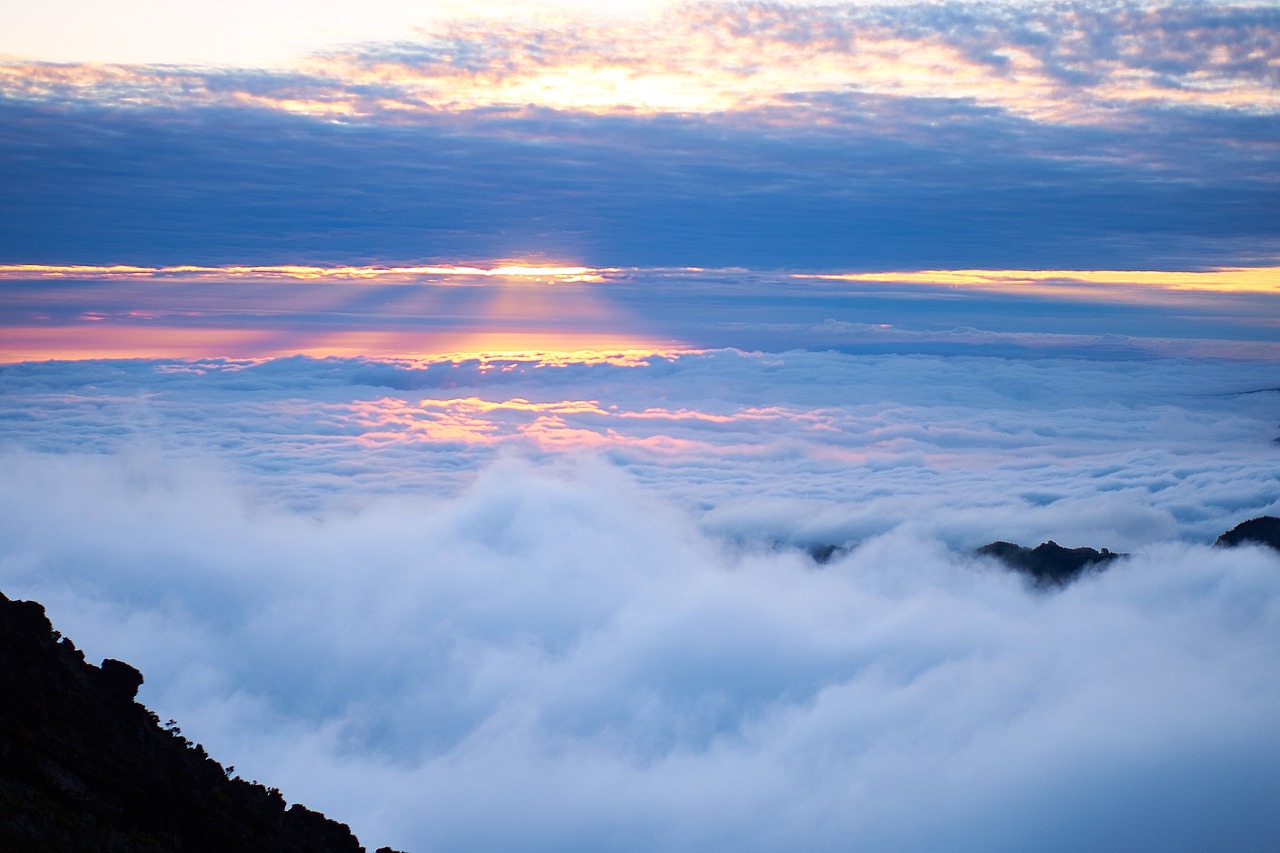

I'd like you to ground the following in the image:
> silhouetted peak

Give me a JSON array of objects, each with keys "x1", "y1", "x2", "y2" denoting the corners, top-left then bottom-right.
[
  {"x1": 1215, "y1": 516, "x2": 1280, "y2": 551},
  {"x1": 0, "y1": 588, "x2": 382, "y2": 853},
  {"x1": 976, "y1": 540, "x2": 1123, "y2": 586}
]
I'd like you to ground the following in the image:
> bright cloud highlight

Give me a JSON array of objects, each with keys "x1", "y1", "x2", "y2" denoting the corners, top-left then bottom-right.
[{"x1": 4, "y1": 3, "x2": 1278, "y2": 123}]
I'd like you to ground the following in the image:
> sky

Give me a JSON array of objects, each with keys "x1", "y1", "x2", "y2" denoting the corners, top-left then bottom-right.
[
  {"x1": 3, "y1": 0, "x2": 1278, "y2": 272},
  {"x1": 2, "y1": 2, "x2": 1280, "y2": 851}
]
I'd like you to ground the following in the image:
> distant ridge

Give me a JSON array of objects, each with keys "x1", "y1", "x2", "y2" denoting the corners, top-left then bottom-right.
[
  {"x1": 975, "y1": 540, "x2": 1123, "y2": 587},
  {"x1": 1215, "y1": 516, "x2": 1280, "y2": 551},
  {"x1": 975, "y1": 515, "x2": 1280, "y2": 586},
  {"x1": 0, "y1": 590, "x2": 403, "y2": 853}
]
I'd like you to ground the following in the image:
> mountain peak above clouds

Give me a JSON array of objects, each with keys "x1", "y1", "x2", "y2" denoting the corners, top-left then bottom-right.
[{"x1": 1216, "y1": 516, "x2": 1280, "y2": 552}]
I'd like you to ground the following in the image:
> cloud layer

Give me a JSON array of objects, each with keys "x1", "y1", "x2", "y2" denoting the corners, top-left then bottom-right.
[
  {"x1": 2, "y1": 2, "x2": 1276, "y2": 269},
  {"x1": 7, "y1": 3, "x2": 1279, "y2": 120},
  {"x1": 9, "y1": 475, "x2": 1279, "y2": 852},
  {"x1": 3, "y1": 350, "x2": 1277, "y2": 542},
  {"x1": 2, "y1": 350, "x2": 1279, "y2": 849},
  {"x1": 3, "y1": 267, "x2": 1278, "y2": 363}
]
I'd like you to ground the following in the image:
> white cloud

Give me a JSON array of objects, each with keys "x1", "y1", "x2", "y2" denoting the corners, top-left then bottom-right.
[
  {"x1": 2, "y1": 349, "x2": 1279, "y2": 850},
  {"x1": 4, "y1": 349, "x2": 1275, "y2": 539}
]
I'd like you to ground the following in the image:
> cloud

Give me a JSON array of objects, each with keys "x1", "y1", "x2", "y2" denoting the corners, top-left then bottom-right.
[
  {"x1": 6, "y1": 3, "x2": 1278, "y2": 121},
  {"x1": 1, "y1": 442, "x2": 1278, "y2": 851},
  {"x1": 2, "y1": 4, "x2": 1277, "y2": 270},
  {"x1": 2, "y1": 349, "x2": 1279, "y2": 848},
  {"x1": 5, "y1": 264, "x2": 1279, "y2": 364},
  {"x1": 3, "y1": 350, "x2": 1278, "y2": 539},
  {"x1": 1, "y1": 92, "x2": 1274, "y2": 270}
]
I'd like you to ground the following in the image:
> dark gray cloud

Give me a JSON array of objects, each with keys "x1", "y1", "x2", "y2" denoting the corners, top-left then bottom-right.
[
  {"x1": 1, "y1": 2, "x2": 1276, "y2": 269},
  {"x1": 1, "y1": 96, "x2": 1274, "y2": 269}
]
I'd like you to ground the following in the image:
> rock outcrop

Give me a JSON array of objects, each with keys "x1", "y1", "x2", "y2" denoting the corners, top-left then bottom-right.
[
  {"x1": 0, "y1": 590, "x2": 397, "y2": 853},
  {"x1": 975, "y1": 540, "x2": 1123, "y2": 586},
  {"x1": 1215, "y1": 516, "x2": 1280, "y2": 551}
]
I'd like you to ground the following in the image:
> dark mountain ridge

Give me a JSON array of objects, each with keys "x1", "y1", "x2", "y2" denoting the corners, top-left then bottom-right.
[
  {"x1": 974, "y1": 515, "x2": 1280, "y2": 585},
  {"x1": 799, "y1": 516, "x2": 1280, "y2": 586},
  {"x1": 0, "y1": 590, "x2": 400, "y2": 853},
  {"x1": 1216, "y1": 516, "x2": 1280, "y2": 551},
  {"x1": 975, "y1": 540, "x2": 1122, "y2": 586}
]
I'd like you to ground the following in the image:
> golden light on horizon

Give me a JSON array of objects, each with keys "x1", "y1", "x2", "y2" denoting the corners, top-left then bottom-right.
[
  {"x1": 0, "y1": 319, "x2": 688, "y2": 364},
  {"x1": 799, "y1": 267, "x2": 1280, "y2": 296},
  {"x1": 0, "y1": 260, "x2": 675, "y2": 363},
  {"x1": 4, "y1": 262, "x2": 1276, "y2": 364},
  {"x1": 0, "y1": 262, "x2": 609, "y2": 282},
  {"x1": 10, "y1": 263, "x2": 1277, "y2": 294}
]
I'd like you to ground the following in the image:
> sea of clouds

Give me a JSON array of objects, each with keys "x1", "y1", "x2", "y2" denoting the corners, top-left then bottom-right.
[{"x1": 2, "y1": 348, "x2": 1279, "y2": 850}]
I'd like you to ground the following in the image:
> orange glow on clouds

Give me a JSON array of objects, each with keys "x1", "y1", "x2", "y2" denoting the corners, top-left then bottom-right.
[
  {"x1": 9, "y1": 263, "x2": 1275, "y2": 294},
  {"x1": 2, "y1": 5, "x2": 1275, "y2": 125},
  {"x1": 0, "y1": 314, "x2": 690, "y2": 364},
  {"x1": 0, "y1": 323, "x2": 678, "y2": 365},
  {"x1": 4, "y1": 262, "x2": 1275, "y2": 363},
  {"x1": 0, "y1": 263, "x2": 608, "y2": 283},
  {"x1": 0, "y1": 326, "x2": 276, "y2": 362},
  {"x1": 0, "y1": 260, "x2": 676, "y2": 362},
  {"x1": 344, "y1": 394, "x2": 823, "y2": 456},
  {"x1": 799, "y1": 267, "x2": 1280, "y2": 297}
]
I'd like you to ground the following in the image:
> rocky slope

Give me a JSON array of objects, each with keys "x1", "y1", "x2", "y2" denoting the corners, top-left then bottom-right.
[{"x1": 0, "y1": 590, "x2": 398, "y2": 853}]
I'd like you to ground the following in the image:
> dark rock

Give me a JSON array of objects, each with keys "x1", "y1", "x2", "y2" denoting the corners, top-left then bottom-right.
[
  {"x1": 976, "y1": 540, "x2": 1123, "y2": 586},
  {"x1": 1215, "y1": 516, "x2": 1280, "y2": 551},
  {"x1": 0, "y1": 589, "x2": 379, "y2": 853},
  {"x1": 98, "y1": 658, "x2": 144, "y2": 700},
  {"x1": 806, "y1": 543, "x2": 844, "y2": 564}
]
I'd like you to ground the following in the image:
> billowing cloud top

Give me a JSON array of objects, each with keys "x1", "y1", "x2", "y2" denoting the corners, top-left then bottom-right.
[{"x1": 3, "y1": 347, "x2": 1280, "y2": 850}]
